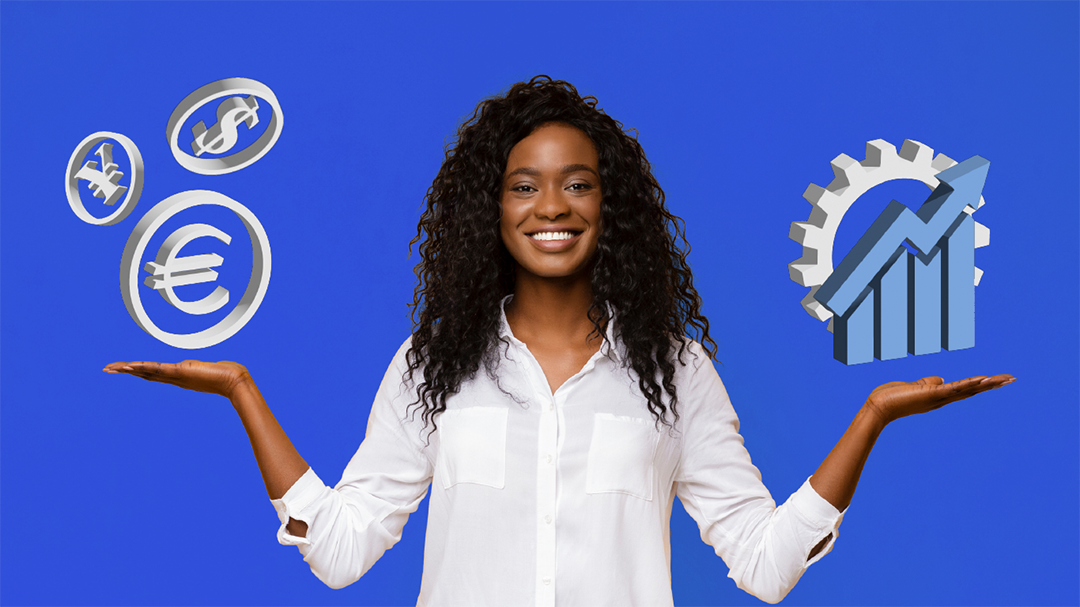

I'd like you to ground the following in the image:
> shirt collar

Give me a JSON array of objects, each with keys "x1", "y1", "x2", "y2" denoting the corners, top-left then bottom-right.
[{"x1": 498, "y1": 294, "x2": 623, "y2": 363}]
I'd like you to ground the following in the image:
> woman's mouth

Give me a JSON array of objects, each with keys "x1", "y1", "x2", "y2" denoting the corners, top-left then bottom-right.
[{"x1": 529, "y1": 231, "x2": 580, "y2": 242}]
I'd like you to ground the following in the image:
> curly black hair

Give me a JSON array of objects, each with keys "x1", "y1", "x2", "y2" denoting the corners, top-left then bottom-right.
[{"x1": 406, "y1": 75, "x2": 717, "y2": 433}]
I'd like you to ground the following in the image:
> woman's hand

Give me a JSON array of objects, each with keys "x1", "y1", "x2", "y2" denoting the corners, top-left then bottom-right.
[
  {"x1": 104, "y1": 359, "x2": 309, "y2": 505},
  {"x1": 103, "y1": 360, "x2": 252, "y2": 399},
  {"x1": 810, "y1": 373, "x2": 1015, "y2": 513},
  {"x1": 863, "y1": 374, "x2": 1015, "y2": 427}
]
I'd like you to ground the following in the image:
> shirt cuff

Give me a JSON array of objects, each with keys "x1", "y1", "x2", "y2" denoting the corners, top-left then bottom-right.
[
  {"x1": 790, "y1": 476, "x2": 846, "y2": 566},
  {"x1": 270, "y1": 467, "x2": 325, "y2": 546}
]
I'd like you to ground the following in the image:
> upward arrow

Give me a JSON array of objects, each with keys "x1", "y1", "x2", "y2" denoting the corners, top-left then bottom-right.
[{"x1": 816, "y1": 155, "x2": 989, "y2": 317}]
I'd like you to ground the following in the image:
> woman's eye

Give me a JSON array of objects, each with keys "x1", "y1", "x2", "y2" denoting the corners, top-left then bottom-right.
[
  {"x1": 512, "y1": 185, "x2": 536, "y2": 192},
  {"x1": 568, "y1": 183, "x2": 593, "y2": 191}
]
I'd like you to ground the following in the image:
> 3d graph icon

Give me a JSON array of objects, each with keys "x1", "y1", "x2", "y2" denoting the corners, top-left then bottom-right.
[{"x1": 789, "y1": 140, "x2": 991, "y2": 365}]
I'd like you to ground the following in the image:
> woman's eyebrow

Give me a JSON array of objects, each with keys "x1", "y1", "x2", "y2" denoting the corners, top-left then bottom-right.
[
  {"x1": 506, "y1": 166, "x2": 541, "y2": 178},
  {"x1": 560, "y1": 164, "x2": 599, "y2": 177},
  {"x1": 505, "y1": 164, "x2": 599, "y2": 178}
]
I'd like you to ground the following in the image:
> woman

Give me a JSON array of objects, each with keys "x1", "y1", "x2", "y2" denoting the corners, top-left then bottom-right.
[{"x1": 105, "y1": 76, "x2": 1012, "y2": 605}]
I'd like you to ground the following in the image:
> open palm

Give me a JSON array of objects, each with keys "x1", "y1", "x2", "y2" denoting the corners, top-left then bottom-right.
[
  {"x1": 864, "y1": 374, "x2": 1014, "y2": 426},
  {"x1": 104, "y1": 360, "x2": 251, "y2": 398}
]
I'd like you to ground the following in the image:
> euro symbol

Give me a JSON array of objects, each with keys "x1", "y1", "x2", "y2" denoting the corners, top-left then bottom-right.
[
  {"x1": 74, "y1": 142, "x2": 128, "y2": 206},
  {"x1": 190, "y1": 95, "x2": 260, "y2": 157},
  {"x1": 121, "y1": 190, "x2": 271, "y2": 349},
  {"x1": 143, "y1": 223, "x2": 232, "y2": 316}
]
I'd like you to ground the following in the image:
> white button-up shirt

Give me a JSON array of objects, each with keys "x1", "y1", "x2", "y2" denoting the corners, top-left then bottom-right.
[{"x1": 272, "y1": 300, "x2": 844, "y2": 606}]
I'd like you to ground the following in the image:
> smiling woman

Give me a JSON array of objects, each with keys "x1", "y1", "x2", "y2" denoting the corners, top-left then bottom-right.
[
  {"x1": 406, "y1": 77, "x2": 715, "y2": 435},
  {"x1": 105, "y1": 76, "x2": 1013, "y2": 606},
  {"x1": 499, "y1": 123, "x2": 606, "y2": 392},
  {"x1": 499, "y1": 124, "x2": 602, "y2": 281}
]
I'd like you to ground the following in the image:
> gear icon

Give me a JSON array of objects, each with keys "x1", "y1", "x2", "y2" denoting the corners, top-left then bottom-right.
[{"x1": 789, "y1": 139, "x2": 989, "y2": 331}]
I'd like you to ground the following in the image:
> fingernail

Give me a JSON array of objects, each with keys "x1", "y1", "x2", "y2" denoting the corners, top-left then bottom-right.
[
  {"x1": 103, "y1": 368, "x2": 117, "y2": 374},
  {"x1": 122, "y1": 366, "x2": 134, "y2": 371}
]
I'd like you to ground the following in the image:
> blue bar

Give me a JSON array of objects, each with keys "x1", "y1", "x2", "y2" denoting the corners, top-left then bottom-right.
[
  {"x1": 908, "y1": 246, "x2": 942, "y2": 355},
  {"x1": 875, "y1": 247, "x2": 908, "y2": 360},
  {"x1": 835, "y1": 288, "x2": 875, "y2": 365},
  {"x1": 819, "y1": 156, "x2": 987, "y2": 365},
  {"x1": 942, "y1": 213, "x2": 975, "y2": 350}
]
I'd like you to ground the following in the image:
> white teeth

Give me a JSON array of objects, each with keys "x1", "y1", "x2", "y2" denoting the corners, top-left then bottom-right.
[{"x1": 530, "y1": 231, "x2": 576, "y2": 241}]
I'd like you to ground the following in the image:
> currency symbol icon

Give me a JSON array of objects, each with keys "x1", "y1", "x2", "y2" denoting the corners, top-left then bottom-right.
[
  {"x1": 190, "y1": 95, "x2": 260, "y2": 157},
  {"x1": 143, "y1": 224, "x2": 232, "y2": 315},
  {"x1": 65, "y1": 131, "x2": 144, "y2": 226},
  {"x1": 167, "y1": 78, "x2": 284, "y2": 176},
  {"x1": 121, "y1": 190, "x2": 271, "y2": 349},
  {"x1": 74, "y1": 142, "x2": 127, "y2": 205}
]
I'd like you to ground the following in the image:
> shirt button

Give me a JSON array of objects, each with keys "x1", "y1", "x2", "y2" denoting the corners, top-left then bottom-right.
[
  {"x1": 544, "y1": 514, "x2": 552, "y2": 524},
  {"x1": 542, "y1": 577, "x2": 551, "y2": 585},
  {"x1": 545, "y1": 454, "x2": 553, "y2": 464},
  {"x1": 547, "y1": 402, "x2": 554, "y2": 412}
]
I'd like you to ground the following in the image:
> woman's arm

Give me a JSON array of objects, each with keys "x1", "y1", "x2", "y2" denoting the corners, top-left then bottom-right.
[
  {"x1": 809, "y1": 374, "x2": 1013, "y2": 512},
  {"x1": 675, "y1": 344, "x2": 1015, "y2": 600},
  {"x1": 104, "y1": 360, "x2": 311, "y2": 536},
  {"x1": 107, "y1": 347, "x2": 433, "y2": 589},
  {"x1": 804, "y1": 374, "x2": 1014, "y2": 558}
]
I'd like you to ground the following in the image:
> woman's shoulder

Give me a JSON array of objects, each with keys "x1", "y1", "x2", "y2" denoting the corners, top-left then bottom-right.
[
  {"x1": 370, "y1": 336, "x2": 423, "y2": 411},
  {"x1": 386, "y1": 334, "x2": 418, "y2": 373},
  {"x1": 394, "y1": 334, "x2": 415, "y2": 359},
  {"x1": 613, "y1": 336, "x2": 716, "y2": 390},
  {"x1": 669, "y1": 336, "x2": 713, "y2": 370}
]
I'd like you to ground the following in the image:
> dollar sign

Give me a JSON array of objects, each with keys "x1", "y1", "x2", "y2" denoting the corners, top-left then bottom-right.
[{"x1": 190, "y1": 95, "x2": 260, "y2": 157}]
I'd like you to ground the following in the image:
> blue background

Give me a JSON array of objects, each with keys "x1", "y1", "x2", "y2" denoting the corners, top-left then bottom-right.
[{"x1": 2, "y1": 2, "x2": 1077, "y2": 606}]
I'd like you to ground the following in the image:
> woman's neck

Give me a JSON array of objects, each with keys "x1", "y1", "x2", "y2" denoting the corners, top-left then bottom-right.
[{"x1": 505, "y1": 271, "x2": 602, "y2": 351}]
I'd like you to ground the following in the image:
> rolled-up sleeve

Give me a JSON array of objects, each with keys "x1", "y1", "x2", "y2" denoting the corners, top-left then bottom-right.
[
  {"x1": 675, "y1": 347, "x2": 844, "y2": 604},
  {"x1": 270, "y1": 339, "x2": 434, "y2": 589}
]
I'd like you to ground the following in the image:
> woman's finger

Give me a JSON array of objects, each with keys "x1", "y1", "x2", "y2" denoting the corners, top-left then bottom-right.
[
  {"x1": 981, "y1": 374, "x2": 1015, "y2": 387},
  {"x1": 103, "y1": 362, "x2": 134, "y2": 374},
  {"x1": 945, "y1": 377, "x2": 985, "y2": 391},
  {"x1": 105, "y1": 361, "x2": 161, "y2": 375},
  {"x1": 127, "y1": 361, "x2": 175, "y2": 377},
  {"x1": 933, "y1": 375, "x2": 984, "y2": 399},
  {"x1": 124, "y1": 362, "x2": 181, "y2": 378},
  {"x1": 973, "y1": 375, "x2": 1015, "y2": 393},
  {"x1": 903, "y1": 378, "x2": 980, "y2": 409},
  {"x1": 126, "y1": 370, "x2": 182, "y2": 386},
  {"x1": 935, "y1": 375, "x2": 1012, "y2": 405},
  {"x1": 954, "y1": 375, "x2": 1011, "y2": 393},
  {"x1": 106, "y1": 361, "x2": 184, "y2": 385}
]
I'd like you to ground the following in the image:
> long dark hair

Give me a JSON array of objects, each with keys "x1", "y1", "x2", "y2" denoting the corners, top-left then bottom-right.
[{"x1": 406, "y1": 75, "x2": 716, "y2": 433}]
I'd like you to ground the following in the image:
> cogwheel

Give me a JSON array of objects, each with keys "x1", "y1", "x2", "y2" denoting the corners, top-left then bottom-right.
[{"x1": 789, "y1": 139, "x2": 989, "y2": 331}]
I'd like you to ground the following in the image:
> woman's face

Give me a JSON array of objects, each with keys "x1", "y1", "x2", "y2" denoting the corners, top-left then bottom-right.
[{"x1": 499, "y1": 122, "x2": 603, "y2": 281}]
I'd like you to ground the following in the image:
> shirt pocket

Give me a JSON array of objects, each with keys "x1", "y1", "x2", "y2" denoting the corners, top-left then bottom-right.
[
  {"x1": 436, "y1": 407, "x2": 508, "y2": 490},
  {"x1": 586, "y1": 413, "x2": 660, "y2": 501}
]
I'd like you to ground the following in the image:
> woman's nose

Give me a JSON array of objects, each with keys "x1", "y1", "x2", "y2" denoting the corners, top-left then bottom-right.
[{"x1": 534, "y1": 189, "x2": 570, "y2": 220}]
